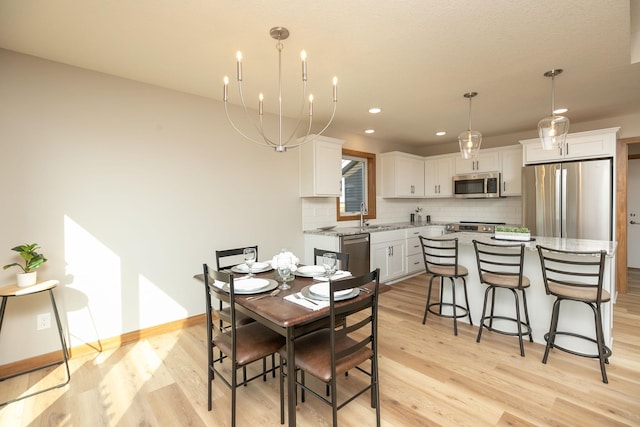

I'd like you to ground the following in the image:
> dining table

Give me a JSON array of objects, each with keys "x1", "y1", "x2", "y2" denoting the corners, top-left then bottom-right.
[{"x1": 194, "y1": 265, "x2": 389, "y2": 426}]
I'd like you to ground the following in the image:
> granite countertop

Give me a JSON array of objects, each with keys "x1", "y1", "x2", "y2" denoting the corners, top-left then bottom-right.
[
  {"x1": 436, "y1": 231, "x2": 617, "y2": 257},
  {"x1": 304, "y1": 222, "x2": 449, "y2": 237}
]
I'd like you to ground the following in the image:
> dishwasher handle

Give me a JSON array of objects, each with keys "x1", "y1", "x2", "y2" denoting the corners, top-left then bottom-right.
[{"x1": 341, "y1": 234, "x2": 370, "y2": 245}]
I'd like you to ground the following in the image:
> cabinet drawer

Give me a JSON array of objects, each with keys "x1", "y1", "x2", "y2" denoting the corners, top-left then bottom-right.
[
  {"x1": 370, "y1": 229, "x2": 406, "y2": 245},
  {"x1": 407, "y1": 237, "x2": 422, "y2": 256},
  {"x1": 407, "y1": 253, "x2": 424, "y2": 274}
]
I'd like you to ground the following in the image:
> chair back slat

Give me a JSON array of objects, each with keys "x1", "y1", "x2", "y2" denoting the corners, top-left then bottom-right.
[
  {"x1": 314, "y1": 248, "x2": 350, "y2": 272},
  {"x1": 419, "y1": 236, "x2": 461, "y2": 275},
  {"x1": 215, "y1": 245, "x2": 259, "y2": 270}
]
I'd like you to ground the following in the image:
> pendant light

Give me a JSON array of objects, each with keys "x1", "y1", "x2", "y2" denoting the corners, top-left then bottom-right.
[
  {"x1": 458, "y1": 92, "x2": 482, "y2": 159},
  {"x1": 538, "y1": 69, "x2": 569, "y2": 151}
]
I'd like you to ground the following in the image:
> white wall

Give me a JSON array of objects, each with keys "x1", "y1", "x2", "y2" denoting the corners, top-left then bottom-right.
[{"x1": 0, "y1": 49, "x2": 379, "y2": 364}]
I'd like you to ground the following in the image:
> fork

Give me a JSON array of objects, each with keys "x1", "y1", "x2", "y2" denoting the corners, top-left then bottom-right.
[
  {"x1": 294, "y1": 293, "x2": 318, "y2": 306},
  {"x1": 246, "y1": 289, "x2": 280, "y2": 301}
]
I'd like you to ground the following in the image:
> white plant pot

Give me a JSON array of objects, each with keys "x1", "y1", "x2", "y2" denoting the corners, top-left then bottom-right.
[
  {"x1": 17, "y1": 272, "x2": 37, "y2": 287},
  {"x1": 494, "y1": 231, "x2": 531, "y2": 241}
]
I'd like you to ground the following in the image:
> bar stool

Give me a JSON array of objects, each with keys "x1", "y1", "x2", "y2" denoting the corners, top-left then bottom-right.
[
  {"x1": 0, "y1": 280, "x2": 70, "y2": 406},
  {"x1": 536, "y1": 245, "x2": 611, "y2": 383},
  {"x1": 473, "y1": 240, "x2": 532, "y2": 356},
  {"x1": 418, "y1": 236, "x2": 472, "y2": 336}
]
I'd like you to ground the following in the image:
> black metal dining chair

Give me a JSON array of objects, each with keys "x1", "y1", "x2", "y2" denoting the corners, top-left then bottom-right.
[
  {"x1": 278, "y1": 269, "x2": 381, "y2": 426},
  {"x1": 419, "y1": 235, "x2": 472, "y2": 335},
  {"x1": 202, "y1": 264, "x2": 285, "y2": 426},
  {"x1": 536, "y1": 245, "x2": 611, "y2": 383},
  {"x1": 473, "y1": 240, "x2": 532, "y2": 356}
]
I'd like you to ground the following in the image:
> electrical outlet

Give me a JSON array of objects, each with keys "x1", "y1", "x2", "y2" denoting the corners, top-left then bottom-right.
[{"x1": 37, "y1": 313, "x2": 51, "y2": 330}]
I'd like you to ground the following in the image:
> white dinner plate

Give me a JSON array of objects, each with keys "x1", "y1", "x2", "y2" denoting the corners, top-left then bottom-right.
[
  {"x1": 295, "y1": 265, "x2": 326, "y2": 277},
  {"x1": 302, "y1": 285, "x2": 359, "y2": 301},
  {"x1": 231, "y1": 262, "x2": 272, "y2": 274},
  {"x1": 215, "y1": 278, "x2": 278, "y2": 295},
  {"x1": 309, "y1": 283, "x2": 354, "y2": 298}
]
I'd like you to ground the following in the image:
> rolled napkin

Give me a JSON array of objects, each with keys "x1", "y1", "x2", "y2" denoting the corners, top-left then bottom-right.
[
  {"x1": 284, "y1": 293, "x2": 329, "y2": 311},
  {"x1": 313, "y1": 271, "x2": 352, "y2": 282}
]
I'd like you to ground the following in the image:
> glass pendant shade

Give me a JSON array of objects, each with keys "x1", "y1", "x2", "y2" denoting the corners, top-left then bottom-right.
[
  {"x1": 537, "y1": 114, "x2": 570, "y2": 150},
  {"x1": 539, "y1": 69, "x2": 569, "y2": 151},
  {"x1": 458, "y1": 92, "x2": 482, "y2": 159},
  {"x1": 458, "y1": 129, "x2": 482, "y2": 159}
]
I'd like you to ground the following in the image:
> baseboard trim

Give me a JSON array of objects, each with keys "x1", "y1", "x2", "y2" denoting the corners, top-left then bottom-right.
[{"x1": 0, "y1": 313, "x2": 206, "y2": 378}]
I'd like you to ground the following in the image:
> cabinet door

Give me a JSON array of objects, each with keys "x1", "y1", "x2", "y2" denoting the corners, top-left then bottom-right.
[
  {"x1": 314, "y1": 141, "x2": 343, "y2": 195},
  {"x1": 565, "y1": 134, "x2": 616, "y2": 160},
  {"x1": 396, "y1": 157, "x2": 425, "y2": 197},
  {"x1": 371, "y1": 243, "x2": 390, "y2": 282},
  {"x1": 387, "y1": 241, "x2": 406, "y2": 280},
  {"x1": 522, "y1": 141, "x2": 562, "y2": 164},
  {"x1": 436, "y1": 157, "x2": 454, "y2": 196},
  {"x1": 501, "y1": 147, "x2": 522, "y2": 196},
  {"x1": 455, "y1": 152, "x2": 500, "y2": 174},
  {"x1": 424, "y1": 158, "x2": 439, "y2": 197}
]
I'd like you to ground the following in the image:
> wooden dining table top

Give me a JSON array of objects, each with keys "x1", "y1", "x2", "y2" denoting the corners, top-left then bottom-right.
[{"x1": 193, "y1": 269, "x2": 390, "y2": 329}]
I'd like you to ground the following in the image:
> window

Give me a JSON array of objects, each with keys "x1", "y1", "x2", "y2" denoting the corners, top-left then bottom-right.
[{"x1": 337, "y1": 149, "x2": 376, "y2": 221}]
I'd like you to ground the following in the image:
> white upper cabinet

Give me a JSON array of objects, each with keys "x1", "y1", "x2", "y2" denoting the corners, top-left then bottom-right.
[
  {"x1": 424, "y1": 155, "x2": 454, "y2": 197},
  {"x1": 500, "y1": 145, "x2": 522, "y2": 196},
  {"x1": 381, "y1": 152, "x2": 425, "y2": 198},
  {"x1": 454, "y1": 151, "x2": 501, "y2": 174},
  {"x1": 299, "y1": 135, "x2": 344, "y2": 197},
  {"x1": 520, "y1": 127, "x2": 619, "y2": 165}
]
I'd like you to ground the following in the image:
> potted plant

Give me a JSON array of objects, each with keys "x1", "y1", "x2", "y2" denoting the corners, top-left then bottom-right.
[
  {"x1": 494, "y1": 226, "x2": 531, "y2": 241},
  {"x1": 2, "y1": 243, "x2": 47, "y2": 287}
]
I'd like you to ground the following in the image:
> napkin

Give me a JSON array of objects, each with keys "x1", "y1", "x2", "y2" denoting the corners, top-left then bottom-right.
[
  {"x1": 313, "y1": 271, "x2": 352, "y2": 282},
  {"x1": 284, "y1": 293, "x2": 329, "y2": 311}
]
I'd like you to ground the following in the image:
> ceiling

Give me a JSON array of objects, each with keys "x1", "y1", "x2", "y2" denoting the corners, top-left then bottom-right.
[{"x1": 1, "y1": 0, "x2": 639, "y2": 147}]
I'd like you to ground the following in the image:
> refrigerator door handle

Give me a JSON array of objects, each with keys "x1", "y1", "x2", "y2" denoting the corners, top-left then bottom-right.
[
  {"x1": 555, "y1": 168, "x2": 562, "y2": 235},
  {"x1": 561, "y1": 168, "x2": 567, "y2": 237}
]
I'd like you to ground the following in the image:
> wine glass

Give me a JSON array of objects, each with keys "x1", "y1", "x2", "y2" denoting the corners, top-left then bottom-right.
[
  {"x1": 276, "y1": 254, "x2": 292, "y2": 290},
  {"x1": 322, "y1": 253, "x2": 337, "y2": 280},
  {"x1": 243, "y1": 247, "x2": 256, "y2": 277}
]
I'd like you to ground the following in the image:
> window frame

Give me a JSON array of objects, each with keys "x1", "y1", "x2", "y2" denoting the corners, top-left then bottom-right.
[{"x1": 336, "y1": 148, "x2": 377, "y2": 221}]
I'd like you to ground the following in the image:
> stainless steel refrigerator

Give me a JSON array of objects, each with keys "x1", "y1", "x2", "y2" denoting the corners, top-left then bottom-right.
[{"x1": 521, "y1": 158, "x2": 613, "y2": 240}]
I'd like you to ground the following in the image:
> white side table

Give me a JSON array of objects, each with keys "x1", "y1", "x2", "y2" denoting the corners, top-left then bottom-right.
[{"x1": 0, "y1": 280, "x2": 70, "y2": 406}]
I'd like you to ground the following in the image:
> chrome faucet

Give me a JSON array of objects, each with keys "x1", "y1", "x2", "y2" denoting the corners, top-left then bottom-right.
[{"x1": 360, "y1": 201, "x2": 367, "y2": 229}]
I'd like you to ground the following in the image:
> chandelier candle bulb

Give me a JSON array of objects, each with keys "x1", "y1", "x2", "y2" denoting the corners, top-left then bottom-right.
[
  {"x1": 301, "y1": 50, "x2": 307, "y2": 81},
  {"x1": 259, "y1": 93, "x2": 264, "y2": 115},
  {"x1": 309, "y1": 94, "x2": 313, "y2": 115},
  {"x1": 223, "y1": 76, "x2": 228, "y2": 101},
  {"x1": 333, "y1": 77, "x2": 338, "y2": 102},
  {"x1": 236, "y1": 51, "x2": 242, "y2": 81}
]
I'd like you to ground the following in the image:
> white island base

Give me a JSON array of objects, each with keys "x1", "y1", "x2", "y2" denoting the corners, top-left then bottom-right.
[{"x1": 429, "y1": 232, "x2": 616, "y2": 353}]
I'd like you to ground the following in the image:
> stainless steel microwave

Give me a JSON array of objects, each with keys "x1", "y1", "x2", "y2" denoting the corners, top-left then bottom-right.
[{"x1": 453, "y1": 172, "x2": 501, "y2": 198}]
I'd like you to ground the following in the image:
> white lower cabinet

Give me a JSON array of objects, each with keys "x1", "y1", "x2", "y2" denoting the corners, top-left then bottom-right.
[{"x1": 370, "y1": 229, "x2": 406, "y2": 283}]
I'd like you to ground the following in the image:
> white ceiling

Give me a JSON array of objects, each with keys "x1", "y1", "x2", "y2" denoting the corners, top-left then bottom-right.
[{"x1": 1, "y1": 0, "x2": 639, "y2": 147}]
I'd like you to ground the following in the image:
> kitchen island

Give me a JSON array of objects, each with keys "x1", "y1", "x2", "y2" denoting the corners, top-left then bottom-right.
[{"x1": 430, "y1": 232, "x2": 617, "y2": 351}]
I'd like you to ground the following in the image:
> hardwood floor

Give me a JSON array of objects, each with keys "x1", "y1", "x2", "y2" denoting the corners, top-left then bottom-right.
[
  {"x1": 628, "y1": 268, "x2": 640, "y2": 296},
  {"x1": 1, "y1": 273, "x2": 639, "y2": 426}
]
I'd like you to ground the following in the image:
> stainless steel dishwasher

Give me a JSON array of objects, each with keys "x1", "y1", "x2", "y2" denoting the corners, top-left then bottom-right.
[{"x1": 339, "y1": 233, "x2": 370, "y2": 277}]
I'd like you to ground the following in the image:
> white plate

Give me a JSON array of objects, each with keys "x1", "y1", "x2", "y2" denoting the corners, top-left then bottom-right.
[
  {"x1": 295, "y1": 265, "x2": 326, "y2": 277},
  {"x1": 231, "y1": 262, "x2": 272, "y2": 274},
  {"x1": 309, "y1": 283, "x2": 354, "y2": 298},
  {"x1": 302, "y1": 285, "x2": 359, "y2": 301},
  {"x1": 215, "y1": 278, "x2": 278, "y2": 295}
]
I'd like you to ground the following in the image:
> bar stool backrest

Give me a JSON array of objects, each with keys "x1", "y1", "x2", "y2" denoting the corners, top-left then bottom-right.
[
  {"x1": 473, "y1": 240, "x2": 526, "y2": 287},
  {"x1": 419, "y1": 236, "x2": 461, "y2": 276},
  {"x1": 536, "y1": 245, "x2": 607, "y2": 304}
]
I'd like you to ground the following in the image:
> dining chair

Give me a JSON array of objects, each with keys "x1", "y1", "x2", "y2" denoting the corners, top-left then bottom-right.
[
  {"x1": 278, "y1": 269, "x2": 381, "y2": 426},
  {"x1": 418, "y1": 235, "x2": 472, "y2": 336},
  {"x1": 202, "y1": 264, "x2": 285, "y2": 426},
  {"x1": 313, "y1": 248, "x2": 350, "y2": 272},
  {"x1": 473, "y1": 240, "x2": 532, "y2": 356},
  {"x1": 536, "y1": 245, "x2": 611, "y2": 383}
]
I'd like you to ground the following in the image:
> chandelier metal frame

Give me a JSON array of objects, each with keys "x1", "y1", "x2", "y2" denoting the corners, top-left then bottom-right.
[{"x1": 223, "y1": 27, "x2": 337, "y2": 152}]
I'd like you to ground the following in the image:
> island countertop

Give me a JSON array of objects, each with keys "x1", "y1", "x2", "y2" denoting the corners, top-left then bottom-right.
[
  {"x1": 437, "y1": 232, "x2": 617, "y2": 257},
  {"x1": 303, "y1": 222, "x2": 449, "y2": 237}
]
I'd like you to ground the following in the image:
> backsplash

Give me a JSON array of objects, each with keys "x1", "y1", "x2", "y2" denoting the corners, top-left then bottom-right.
[{"x1": 302, "y1": 197, "x2": 522, "y2": 230}]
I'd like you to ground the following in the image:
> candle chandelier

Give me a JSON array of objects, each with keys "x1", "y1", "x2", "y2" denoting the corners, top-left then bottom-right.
[
  {"x1": 538, "y1": 69, "x2": 569, "y2": 151},
  {"x1": 223, "y1": 27, "x2": 338, "y2": 152},
  {"x1": 458, "y1": 92, "x2": 482, "y2": 159}
]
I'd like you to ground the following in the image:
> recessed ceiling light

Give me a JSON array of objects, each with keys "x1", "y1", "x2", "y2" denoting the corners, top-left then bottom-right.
[
  {"x1": 553, "y1": 108, "x2": 568, "y2": 114},
  {"x1": 436, "y1": 131, "x2": 446, "y2": 136},
  {"x1": 365, "y1": 129, "x2": 375, "y2": 134},
  {"x1": 368, "y1": 108, "x2": 382, "y2": 114}
]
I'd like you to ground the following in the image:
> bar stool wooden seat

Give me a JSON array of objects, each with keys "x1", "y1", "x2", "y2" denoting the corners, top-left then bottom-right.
[
  {"x1": 473, "y1": 240, "x2": 532, "y2": 356},
  {"x1": 536, "y1": 245, "x2": 611, "y2": 383},
  {"x1": 419, "y1": 236, "x2": 472, "y2": 336},
  {"x1": 0, "y1": 280, "x2": 70, "y2": 406}
]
